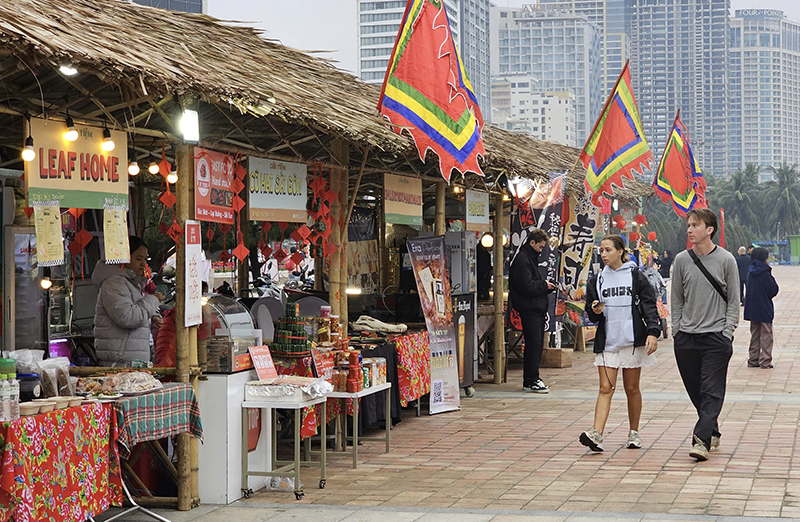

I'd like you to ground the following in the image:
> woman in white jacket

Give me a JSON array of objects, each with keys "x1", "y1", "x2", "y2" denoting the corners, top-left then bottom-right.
[
  {"x1": 580, "y1": 235, "x2": 661, "y2": 452},
  {"x1": 93, "y1": 236, "x2": 164, "y2": 366}
]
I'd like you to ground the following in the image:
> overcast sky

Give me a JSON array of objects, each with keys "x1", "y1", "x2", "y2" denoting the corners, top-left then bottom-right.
[{"x1": 206, "y1": 0, "x2": 800, "y2": 75}]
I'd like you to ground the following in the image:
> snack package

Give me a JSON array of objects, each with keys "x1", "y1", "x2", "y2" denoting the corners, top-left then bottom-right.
[
  {"x1": 9, "y1": 349, "x2": 44, "y2": 374},
  {"x1": 37, "y1": 357, "x2": 73, "y2": 397}
]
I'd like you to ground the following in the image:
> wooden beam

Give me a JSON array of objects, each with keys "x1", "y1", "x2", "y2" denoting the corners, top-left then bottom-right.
[
  {"x1": 493, "y1": 193, "x2": 506, "y2": 384},
  {"x1": 58, "y1": 73, "x2": 123, "y2": 128},
  {"x1": 435, "y1": 182, "x2": 446, "y2": 235}
]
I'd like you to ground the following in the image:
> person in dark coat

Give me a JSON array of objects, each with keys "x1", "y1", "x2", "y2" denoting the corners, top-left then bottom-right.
[
  {"x1": 736, "y1": 246, "x2": 751, "y2": 306},
  {"x1": 509, "y1": 229, "x2": 555, "y2": 393},
  {"x1": 476, "y1": 242, "x2": 492, "y2": 301},
  {"x1": 744, "y1": 248, "x2": 779, "y2": 369}
]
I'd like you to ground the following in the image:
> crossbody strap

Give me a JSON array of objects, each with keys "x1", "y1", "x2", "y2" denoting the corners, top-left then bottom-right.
[{"x1": 688, "y1": 248, "x2": 728, "y2": 303}]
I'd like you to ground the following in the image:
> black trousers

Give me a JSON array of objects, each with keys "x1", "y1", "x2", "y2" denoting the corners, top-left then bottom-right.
[
  {"x1": 521, "y1": 311, "x2": 546, "y2": 386},
  {"x1": 674, "y1": 331, "x2": 733, "y2": 449}
]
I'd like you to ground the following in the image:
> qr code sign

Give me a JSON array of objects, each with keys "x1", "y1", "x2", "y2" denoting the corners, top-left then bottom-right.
[{"x1": 432, "y1": 380, "x2": 444, "y2": 404}]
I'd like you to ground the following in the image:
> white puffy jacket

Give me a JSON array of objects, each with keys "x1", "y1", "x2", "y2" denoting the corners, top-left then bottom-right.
[{"x1": 92, "y1": 261, "x2": 159, "y2": 366}]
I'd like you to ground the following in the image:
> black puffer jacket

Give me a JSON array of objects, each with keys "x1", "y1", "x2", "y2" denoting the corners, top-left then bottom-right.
[
  {"x1": 509, "y1": 243, "x2": 554, "y2": 313},
  {"x1": 585, "y1": 266, "x2": 661, "y2": 354}
]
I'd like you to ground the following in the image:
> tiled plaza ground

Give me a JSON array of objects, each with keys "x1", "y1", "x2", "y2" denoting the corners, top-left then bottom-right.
[{"x1": 101, "y1": 265, "x2": 800, "y2": 521}]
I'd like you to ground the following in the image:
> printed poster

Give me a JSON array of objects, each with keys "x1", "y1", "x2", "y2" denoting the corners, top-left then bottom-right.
[
  {"x1": 33, "y1": 204, "x2": 63, "y2": 267},
  {"x1": 248, "y1": 157, "x2": 308, "y2": 222},
  {"x1": 452, "y1": 293, "x2": 476, "y2": 387},
  {"x1": 24, "y1": 117, "x2": 129, "y2": 209},
  {"x1": 406, "y1": 236, "x2": 460, "y2": 415},
  {"x1": 103, "y1": 208, "x2": 130, "y2": 264},
  {"x1": 194, "y1": 148, "x2": 234, "y2": 224},
  {"x1": 185, "y1": 220, "x2": 203, "y2": 326},
  {"x1": 346, "y1": 240, "x2": 380, "y2": 294},
  {"x1": 384, "y1": 173, "x2": 422, "y2": 226},
  {"x1": 465, "y1": 189, "x2": 490, "y2": 233},
  {"x1": 558, "y1": 194, "x2": 600, "y2": 327}
]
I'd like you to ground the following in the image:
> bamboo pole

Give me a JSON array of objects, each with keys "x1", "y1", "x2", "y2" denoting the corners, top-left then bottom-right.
[
  {"x1": 175, "y1": 142, "x2": 192, "y2": 511},
  {"x1": 330, "y1": 140, "x2": 348, "y2": 328},
  {"x1": 435, "y1": 182, "x2": 446, "y2": 235},
  {"x1": 328, "y1": 166, "x2": 342, "y2": 318},
  {"x1": 187, "y1": 152, "x2": 200, "y2": 504},
  {"x1": 340, "y1": 165, "x2": 350, "y2": 337},
  {"x1": 493, "y1": 193, "x2": 506, "y2": 384}
]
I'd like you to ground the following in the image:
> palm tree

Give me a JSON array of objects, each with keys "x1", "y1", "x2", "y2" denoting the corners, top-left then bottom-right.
[
  {"x1": 764, "y1": 162, "x2": 800, "y2": 238},
  {"x1": 714, "y1": 164, "x2": 760, "y2": 232}
]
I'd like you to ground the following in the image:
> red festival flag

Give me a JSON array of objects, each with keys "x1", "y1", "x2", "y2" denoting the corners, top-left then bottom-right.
[
  {"x1": 580, "y1": 60, "x2": 653, "y2": 206},
  {"x1": 653, "y1": 110, "x2": 707, "y2": 217}
]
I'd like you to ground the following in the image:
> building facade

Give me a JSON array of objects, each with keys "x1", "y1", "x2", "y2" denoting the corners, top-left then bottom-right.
[
  {"x1": 490, "y1": 4, "x2": 602, "y2": 143},
  {"x1": 129, "y1": 0, "x2": 203, "y2": 13},
  {"x1": 629, "y1": 0, "x2": 730, "y2": 177},
  {"x1": 729, "y1": 9, "x2": 800, "y2": 181},
  {"x1": 491, "y1": 75, "x2": 577, "y2": 146},
  {"x1": 459, "y1": 0, "x2": 492, "y2": 118}
]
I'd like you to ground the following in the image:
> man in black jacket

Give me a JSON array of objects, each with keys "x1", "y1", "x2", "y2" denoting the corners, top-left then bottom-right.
[{"x1": 510, "y1": 229, "x2": 555, "y2": 393}]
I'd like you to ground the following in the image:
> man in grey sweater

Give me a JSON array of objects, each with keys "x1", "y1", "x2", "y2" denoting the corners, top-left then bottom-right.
[{"x1": 672, "y1": 208, "x2": 740, "y2": 462}]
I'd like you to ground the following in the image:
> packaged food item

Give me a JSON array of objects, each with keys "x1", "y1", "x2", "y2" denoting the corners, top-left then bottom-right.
[{"x1": 37, "y1": 357, "x2": 72, "y2": 397}]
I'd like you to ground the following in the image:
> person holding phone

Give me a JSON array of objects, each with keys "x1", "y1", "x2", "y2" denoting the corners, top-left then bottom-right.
[{"x1": 581, "y1": 234, "x2": 661, "y2": 452}]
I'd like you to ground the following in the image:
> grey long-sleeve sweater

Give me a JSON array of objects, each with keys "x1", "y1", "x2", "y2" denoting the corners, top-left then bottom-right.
[{"x1": 671, "y1": 246, "x2": 740, "y2": 339}]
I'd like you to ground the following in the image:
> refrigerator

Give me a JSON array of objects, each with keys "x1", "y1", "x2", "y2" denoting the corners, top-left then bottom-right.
[{"x1": 3, "y1": 226, "x2": 48, "y2": 353}]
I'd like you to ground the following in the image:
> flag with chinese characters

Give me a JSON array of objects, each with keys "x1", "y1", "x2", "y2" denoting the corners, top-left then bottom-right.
[
  {"x1": 378, "y1": 0, "x2": 485, "y2": 183},
  {"x1": 580, "y1": 60, "x2": 653, "y2": 206},
  {"x1": 653, "y1": 110, "x2": 708, "y2": 217}
]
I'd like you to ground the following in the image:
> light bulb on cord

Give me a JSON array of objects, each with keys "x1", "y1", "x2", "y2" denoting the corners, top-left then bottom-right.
[
  {"x1": 128, "y1": 160, "x2": 140, "y2": 176},
  {"x1": 148, "y1": 161, "x2": 159, "y2": 175},
  {"x1": 167, "y1": 170, "x2": 178, "y2": 184},
  {"x1": 64, "y1": 115, "x2": 78, "y2": 142},
  {"x1": 40, "y1": 277, "x2": 52, "y2": 290},
  {"x1": 480, "y1": 233, "x2": 494, "y2": 249},
  {"x1": 59, "y1": 65, "x2": 78, "y2": 76},
  {"x1": 22, "y1": 136, "x2": 35, "y2": 162},
  {"x1": 101, "y1": 128, "x2": 115, "y2": 152}
]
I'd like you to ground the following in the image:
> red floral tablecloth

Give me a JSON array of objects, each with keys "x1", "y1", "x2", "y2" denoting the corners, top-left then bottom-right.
[
  {"x1": 394, "y1": 332, "x2": 431, "y2": 407},
  {"x1": 0, "y1": 403, "x2": 123, "y2": 522},
  {"x1": 274, "y1": 355, "x2": 341, "y2": 439}
]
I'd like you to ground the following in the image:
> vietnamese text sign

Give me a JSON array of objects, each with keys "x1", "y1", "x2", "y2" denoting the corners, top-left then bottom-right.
[
  {"x1": 406, "y1": 236, "x2": 460, "y2": 415},
  {"x1": 24, "y1": 118, "x2": 128, "y2": 209},
  {"x1": 194, "y1": 148, "x2": 234, "y2": 224},
  {"x1": 34, "y1": 204, "x2": 64, "y2": 267},
  {"x1": 384, "y1": 173, "x2": 422, "y2": 226},
  {"x1": 248, "y1": 346, "x2": 278, "y2": 381},
  {"x1": 248, "y1": 157, "x2": 308, "y2": 222},
  {"x1": 465, "y1": 190, "x2": 490, "y2": 233},
  {"x1": 185, "y1": 220, "x2": 203, "y2": 326},
  {"x1": 103, "y1": 209, "x2": 130, "y2": 264}
]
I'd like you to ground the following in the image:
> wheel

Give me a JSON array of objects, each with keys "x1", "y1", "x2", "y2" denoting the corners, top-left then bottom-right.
[
  {"x1": 319, "y1": 479, "x2": 326, "y2": 489},
  {"x1": 241, "y1": 488, "x2": 253, "y2": 499},
  {"x1": 465, "y1": 385, "x2": 476, "y2": 398},
  {"x1": 295, "y1": 490, "x2": 305, "y2": 500}
]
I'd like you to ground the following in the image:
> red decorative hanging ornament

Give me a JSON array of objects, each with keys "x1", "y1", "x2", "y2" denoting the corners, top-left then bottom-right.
[
  {"x1": 233, "y1": 232, "x2": 249, "y2": 262},
  {"x1": 168, "y1": 222, "x2": 183, "y2": 243},
  {"x1": 218, "y1": 250, "x2": 232, "y2": 263},
  {"x1": 206, "y1": 227, "x2": 215, "y2": 242},
  {"x1": 615, "y1": 219, "x2": 627, "y2": 230},
  {"x1": 159, "y1": 189, "x2": 176, "y2": 208},
  {"x1": 629, "y1": 232, "x2": 639, "y2": 242},
  {"x1": 158, "y1": 145, "x2": 171, "y2": 179},
  {"x1": 634, "y1": 214, "x2": 647, "y2": 226},
  {"x1": 612, "y1": 214, "x2": 624, "y2": 224},
  {"x1": 648, "y1": 231, "x2": 657, "y2": 241}
]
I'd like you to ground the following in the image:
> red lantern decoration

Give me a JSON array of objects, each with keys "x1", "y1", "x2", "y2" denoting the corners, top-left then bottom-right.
[
  {"x1": 648, "y1": 231, "x2": 657, "y2": 241},
  {"x1": 612, "y1": 214, "x2": 624, "y2": 223},
  {"x1": 616, "y1": 219, "x2": 627, "y2": 230},
  {"x1": 629, "y1": 232, "x2": 639, "y2": 242},
  {"x1": 634, "y1": 214, "x2": 647, "y2": 226}
]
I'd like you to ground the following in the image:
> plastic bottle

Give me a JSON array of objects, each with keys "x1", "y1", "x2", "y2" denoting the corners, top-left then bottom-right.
[
  {"x1": 0, "y1": 374, "x2": 9, "y2": 422},
  {"x1": 7, "y1": 372, "x2": 19, "y2": 421}
]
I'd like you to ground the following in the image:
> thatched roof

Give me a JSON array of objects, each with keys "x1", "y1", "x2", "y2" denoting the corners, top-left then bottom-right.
[{"x1": 0, "y1": 0, "x2": 652, "y2": 199}]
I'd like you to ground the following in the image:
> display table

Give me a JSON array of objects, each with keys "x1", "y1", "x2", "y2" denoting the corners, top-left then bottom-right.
[
  {"x1": 0, "y1": 403, "x2": 122, "y2": 522},
  {"x1": 326, "y1": 382, "x2": 392, "y2": 469},
  {"x1": 393, "y1": 332, "x2": 431, "y2": 407},
  {"x1": 241, "y1": 396, "x2": 327, "y2": 501}
]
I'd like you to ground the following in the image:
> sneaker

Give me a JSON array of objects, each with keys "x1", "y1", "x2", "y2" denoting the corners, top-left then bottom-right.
[
  {"x1": 524, "y1": 379, "x2": 549, "y2": 394},
  {"x1": 689, "y1": 435, "x2": 709, "y2": 461},
  {"x1": 626, "y1": 430, "x2": 642, "y2": 449},
  {"x1": 579, "y1": 429, "x2": 604, "y2": 452},
  {"x1": 710, "y1": 435, "x2": 720, "y2": 451}
]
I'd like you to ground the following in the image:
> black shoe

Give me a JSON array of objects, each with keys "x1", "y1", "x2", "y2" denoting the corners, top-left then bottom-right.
[{"x1": 523, "y1": 380, "x2": 549, "y2": 394}]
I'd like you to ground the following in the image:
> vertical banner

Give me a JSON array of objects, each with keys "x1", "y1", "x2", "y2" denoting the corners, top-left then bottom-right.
[
  {"x1": 558, "y1": 194, "x2": 600, "y2": 326},
  {"x1": 384, "y1": 173, "x2": 423, "y2": 226},
  {"x1": 33, "y1": 204, "x2": 64, "y2": 266},
  {"x1": 194, "y1": 148, "x2": 234, "y2": 224},
  {"x1": 406, "y1": 236, "x2": 460, "y2": 415},
  {"x1": 185, "y1": 220, "x2": 203, "y2": 326},
  {"x1": 452, "y1": 293, "x2": 476, "y2": 388},
  {"x1": 465, "y1": 189, "x2": 490, "y2": 233},
  {"x1": 103, "y1": 208, "x2": 130, "y2": 264}
]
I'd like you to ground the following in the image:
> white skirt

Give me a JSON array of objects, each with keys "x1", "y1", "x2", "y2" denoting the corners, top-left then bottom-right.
[{"x1": 594, "y1": 348, "x2": 657, "y2": 369}]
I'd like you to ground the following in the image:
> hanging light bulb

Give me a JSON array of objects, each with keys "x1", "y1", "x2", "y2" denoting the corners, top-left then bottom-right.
[
  {"x1": 64, "y1": 113, "x2": 78, "y2": 142},
  {"x1": 40, "y1": 277, "x2": 52, "y2": 290},
  {"x1": 22, "y1": 136, "x2": 35, "y2": 162},
  {"x1": 101, "y1": 127, "x2": 115, "y2": 152},
  {"x1": 480, "y1": 233, "x2": 494, "y2": 249},
  {"x1": 148, "y1": 161, "x2": 159, "y2": 175},
  {"x1": 167, "y1": 169, "x2": 178, "y2": 184},
  {"x1": 59, "y1": 64, "x2": 78, "y2": 76},
  {"x1": 128, "y1": 160, "x2": 140, "y2": 176}
]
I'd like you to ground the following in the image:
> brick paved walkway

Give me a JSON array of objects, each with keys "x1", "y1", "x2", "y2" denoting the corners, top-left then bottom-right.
[{"x1": 239, "y1": 265, "x2": 800, "y2": 518}]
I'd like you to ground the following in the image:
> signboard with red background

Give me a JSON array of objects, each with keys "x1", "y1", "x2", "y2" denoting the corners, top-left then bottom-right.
[{"x1": 194, "y1": 147, "x2": 234, "y2": 224}]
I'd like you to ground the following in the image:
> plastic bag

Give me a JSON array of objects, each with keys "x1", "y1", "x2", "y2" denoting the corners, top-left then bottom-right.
[
  {"x1": 8, "y1": 350, "x2": 45, "y2": 374},
  {"x1": 37, "y1": 357, "x2": 73, "y2": 397},
  {"x1": 264, "y1": 476, "x2": 302, "y2": 491}
]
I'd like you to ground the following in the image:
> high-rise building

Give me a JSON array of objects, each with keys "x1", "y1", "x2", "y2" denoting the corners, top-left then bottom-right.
[
  {"x1": 536, "y1": 0, "x2": 632, "y2": 94},
  {"x1": 729, "y1": 9, "x2": 800, "y2": 181},
  {"x1": 129, "y1": 0, "x2": 204, "y2": 13},
  {"x1": 629, "y1": 0, "x2": 730, "y2": 177},
  {"x1": 357, "y1": 1, "x2": 492, "y2": 118},
  {"x1": 490, "y1": 4, "x2": 602, "y2": 143},
  {"x1": 492, "y1": 75, "x2": 577, "y2": 146}
]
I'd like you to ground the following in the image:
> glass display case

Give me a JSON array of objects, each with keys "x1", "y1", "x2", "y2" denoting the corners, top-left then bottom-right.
[{"x1": 201, "y1": 294, "x2": 258, "y2": 373}]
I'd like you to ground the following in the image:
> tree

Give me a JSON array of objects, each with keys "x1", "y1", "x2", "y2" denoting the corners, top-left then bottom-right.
[
  {"x1": 715, "y1": 164, "x2": 761, "y2": 233},
  {"x1": 764, "y1": 162, "x2": 800, "y2": 238}
]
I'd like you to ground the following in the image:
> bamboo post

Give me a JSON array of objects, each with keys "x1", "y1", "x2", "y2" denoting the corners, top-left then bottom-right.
[
  {"x1": 329, "y1": 139, "x2": 348, "y2": 327},
  {"x1": 493, "y1": 193, "x2": 506, "y2": 384},
  {"x1": 435, "y1": 182, "x2": 446, "y2": 235},
  {"x1": 174, "y1": 142, "x2": 193, "y2": 511},
  {"x1": 340, "y1": 165, "x2": 350, "y2": 337}
]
